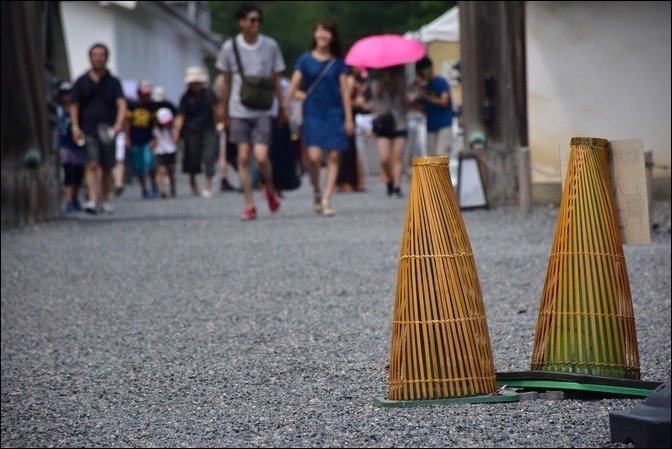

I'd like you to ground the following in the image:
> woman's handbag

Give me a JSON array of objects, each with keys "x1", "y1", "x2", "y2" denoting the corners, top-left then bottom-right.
[
  {"x1": 372, "y1": 112, "x2": 395, "y2": 136},
  {"x1": 233, "y1": 40, "x2": 274, "y2": 110}
]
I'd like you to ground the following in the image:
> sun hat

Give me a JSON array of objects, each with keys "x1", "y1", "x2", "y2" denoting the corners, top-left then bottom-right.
[
  {"x1": 156, "y1": 107, "x2": 174, "y2": 125},
  {"x1": 184, "y1": 66, "x2": 208, "y2": 84}
]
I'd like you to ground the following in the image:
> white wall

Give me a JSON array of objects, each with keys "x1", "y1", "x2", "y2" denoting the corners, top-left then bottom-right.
[
  {"x1": 60, "y1": 1, "x2": 217, "y2": 105},
  {"x1": 61, "y1": 2, "x2": 116, "y2": 79},
  {"x1": 526, "y1": 1, "x2": 671, "y2": 183}
]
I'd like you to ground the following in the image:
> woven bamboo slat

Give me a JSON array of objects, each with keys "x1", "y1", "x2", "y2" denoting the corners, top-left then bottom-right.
[
  {"x1": 388, "y1": 156, "x2": 497, "y2": 400},
  {"x1": 531, "y1": 137, "x2": 640, "y2": 379}
]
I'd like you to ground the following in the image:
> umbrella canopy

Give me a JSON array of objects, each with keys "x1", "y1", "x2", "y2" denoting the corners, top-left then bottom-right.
[{"x1": 345, "y1": 34, "x2": 426, "y2": 69}]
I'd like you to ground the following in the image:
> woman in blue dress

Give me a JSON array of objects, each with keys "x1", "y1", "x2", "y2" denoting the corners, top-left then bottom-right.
[{"x1": 284, "y1": 20, "x2": 354, "y2": 216}]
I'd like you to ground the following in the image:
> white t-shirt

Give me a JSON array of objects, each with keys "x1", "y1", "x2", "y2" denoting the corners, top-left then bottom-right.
[{"x1": 153, "y1": 127, "x2": 176, "y2": 155}]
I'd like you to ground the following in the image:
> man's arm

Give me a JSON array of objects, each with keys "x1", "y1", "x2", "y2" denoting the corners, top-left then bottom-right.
[
  {"x1": 273, "y1": 71, "x2": 287, "y2": 126},
  {"x1": 113, "y1": 97, "x2": 127, "y2": 134},
  {"x1": 217, "y1": 72, "x2": 232, "y2": 129},
  {"x1": 69, "y1": 102, "x2": 84, "y2": 145}
]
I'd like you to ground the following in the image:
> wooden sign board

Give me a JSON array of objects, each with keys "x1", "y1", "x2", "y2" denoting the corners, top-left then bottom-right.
[{"x1": 457, "y1": 153, "x2": 488, "y2": 209}]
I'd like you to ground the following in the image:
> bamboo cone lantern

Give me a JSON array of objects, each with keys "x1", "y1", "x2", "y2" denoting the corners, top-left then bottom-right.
[
  {"x1": 388, "y1": 156, "x2": 497, "y2": 401},
  {"x1": 531, "y1": 137, "x2": 640, "y2": 379}
]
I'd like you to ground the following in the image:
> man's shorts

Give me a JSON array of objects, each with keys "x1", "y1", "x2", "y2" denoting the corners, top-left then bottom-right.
[
  {"x1": 229, "y1": 116, "x2": 272, "y2": 146},
  {"x1": 84, "y1": 134, "x2": 116, "y2": 169}
]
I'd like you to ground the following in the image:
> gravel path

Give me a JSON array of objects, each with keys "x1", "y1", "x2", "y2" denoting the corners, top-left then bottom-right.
[{"x1": 2, "y1": 172, "x2": 670, "y2": 448}]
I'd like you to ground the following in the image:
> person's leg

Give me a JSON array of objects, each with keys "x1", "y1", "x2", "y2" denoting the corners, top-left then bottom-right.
[
  {"x1": 201, "y1": 130, "x2": 217, "y2": 197},
  {"x1": 130, "y1": 144, "x2": 148, "y2": 197},
  {"x1": 85, "y1": 163, "x2": 100, "y2": 202},
  {"x1": 114, "y1": 131, "x2": 126, "y2": 196},
  {"x1": 250, "y1": 117, "x2": 279, "y2": 213},
  {"x1": 376, "y1": 137, "x2": 393, "y2": 195},
  {"x1": 99, "y1": 139, "x2": 117, "y2": 208},
  {"x1": 168, "y1": 167, "x2": 176, "y2": 197},
  {"x1": 434, "y1": 126, "x2": 452, "y2": 157},
  {"x1": 237, "y1": 143, "x2": 254, "y2": 207},
  {"x1": 307, "y1": 146, "x2": 322, "y2": 211},
  {"x1": 72, "y1": 164, "x2": 84, "y2": 210},
  {"x1": 321, "y1": 149, "x2": 341, "y2": 216},
  {"x1": 182, "y1": 132, "x2": 200, "y2": 195},
  {"x1": 156, "y1": 163, "x2": 166, "y2": 197},
  {"x1": 391, "y1": 136, "x2": 407, "y2": 196},
  {"x1": 101, "y1": 168, "x2": 112, "y2": 205},
  {"x1": 217, "y1": 129, "x2": 234, "y2": 191},
  {"x1": 82, "y1": 137, "x2": 101, "y2": 209},
  {"x1": 62, "y1": 164, "x2": 74, "y2": 207}
]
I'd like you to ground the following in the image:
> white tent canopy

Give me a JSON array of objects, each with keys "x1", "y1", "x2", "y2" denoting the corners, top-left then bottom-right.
[{"x1": 407, "y1": 6, "x2": 460, "y2": 43}]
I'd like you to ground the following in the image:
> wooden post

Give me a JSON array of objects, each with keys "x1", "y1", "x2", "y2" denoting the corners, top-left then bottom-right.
[{"x1": 458, "y1": 1, "x2": 527, "y2": 205}]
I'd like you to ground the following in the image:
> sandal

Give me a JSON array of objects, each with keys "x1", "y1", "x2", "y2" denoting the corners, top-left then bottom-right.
[
  {"x1": 321, "y1": 198, "x2": 335, "y2": 217},
  {"x1": 313, "y1": 191, "x2": 322, "y2": 213}
]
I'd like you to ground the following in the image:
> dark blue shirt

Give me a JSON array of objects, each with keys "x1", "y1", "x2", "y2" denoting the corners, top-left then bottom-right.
[
  {"x1": 177, "y1": 88, "x2": 217, "y2": 132},
  {"x1": 71, "y1": 70, "x2": 124, "y2": 136}
]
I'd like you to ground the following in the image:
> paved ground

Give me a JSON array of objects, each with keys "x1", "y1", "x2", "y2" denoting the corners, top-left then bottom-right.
[{"x1": 2, "y1": 170, "x2": 670, "y2": 448}]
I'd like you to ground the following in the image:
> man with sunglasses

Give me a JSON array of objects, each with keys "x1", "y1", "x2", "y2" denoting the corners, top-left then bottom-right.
[{"x1": 215, "y1": 4, "x2": 287, "y2": 221}]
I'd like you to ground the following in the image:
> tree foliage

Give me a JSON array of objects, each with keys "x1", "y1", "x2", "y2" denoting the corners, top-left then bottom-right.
[{"x1": 208, "y1": 1, "x2": 455, "y2": 74}]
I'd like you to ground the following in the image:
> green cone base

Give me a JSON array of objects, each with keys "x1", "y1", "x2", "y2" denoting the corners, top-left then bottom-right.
[
  {"x1": 373, "y1": 390, "x2": 520, "y2": 408},
  {"x1": 496, "y1": 371, "x2": 662, "y2": 398}
]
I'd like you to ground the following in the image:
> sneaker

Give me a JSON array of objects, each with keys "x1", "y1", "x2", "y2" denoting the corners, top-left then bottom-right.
[
  {"x1": 151, "y1": 186, "x2": 160, "y2": 198},
  {"x1": 387, "y1": 181, "x2": 393, "y2": 196},
  {"x1": 392, "y1": 187, "x2": 404, "y2": 198},
  {"x1": 100, "y1": 202, "x2": 115, "y2": 214},
  {"x1": 240, "y1": 205, "x2": 257, "y2": 221},
  {"x1": 83, "y1": 201, "x2": 98, "y2": 215},
  {"x1": 65, "y1": 202, "x2": 78, "y2": 213},
  {"x1": 142, "y1": 189, "x2": 152, "y2": 199},
  {"x1": 72, "y1": 198, "x2": 82, "y2": 211},
  {"x1": 313, "y1": 191, "x2": 322, "y2": 213},
  {"x1": 267, "y1": 190, "x2": 280, "y2": 213},
  {"x1": 201, "y1": 189, "x2": 213, "y2": 198},
  {"x1": 220, "y1": 178, "x2": 236, "y2": 192}
]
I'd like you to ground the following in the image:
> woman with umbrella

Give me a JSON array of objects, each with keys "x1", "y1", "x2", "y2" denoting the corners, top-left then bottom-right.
[
  {"x1": 344, "y1": 34, "x2": 424, "y2": 197},
  {"x1": 368, "y1": 64, "x2": 412, "y2": 197},
  {"x1": 283, "y1": 20, "x2": 354, "y2": 216}
]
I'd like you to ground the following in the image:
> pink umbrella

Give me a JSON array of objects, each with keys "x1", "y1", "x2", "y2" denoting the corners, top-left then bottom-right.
[{"x1": 345, "y1": 34, "x2": 426, "y2": 69}]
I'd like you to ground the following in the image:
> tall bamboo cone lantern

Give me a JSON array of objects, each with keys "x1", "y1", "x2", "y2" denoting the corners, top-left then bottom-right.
[
  {"x1": 531, "y1": 137, "x2": 640, "y2": 379},
  {"x1": 388, "y1": 156, "x2": 496, "y2": 401}
]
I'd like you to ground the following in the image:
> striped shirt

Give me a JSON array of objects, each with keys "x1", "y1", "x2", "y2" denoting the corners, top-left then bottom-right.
[{"x1": 215, "y1": 34, "x2": 286, "y2": 118}]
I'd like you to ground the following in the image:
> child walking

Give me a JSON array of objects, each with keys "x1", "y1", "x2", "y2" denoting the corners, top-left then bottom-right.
[
  {"x1": 152, "y1": 108, "x2": 178, "y2": 198},
  {"x1": 56, "y1": 82, "x2": 86, "y2": 212}
]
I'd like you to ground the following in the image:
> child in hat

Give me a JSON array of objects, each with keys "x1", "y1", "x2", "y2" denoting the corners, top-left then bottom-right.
[{"x1": 152, "y1": 107, "x2": 178, "y2": 197}]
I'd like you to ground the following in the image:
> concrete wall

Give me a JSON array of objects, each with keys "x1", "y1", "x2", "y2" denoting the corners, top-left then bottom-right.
[{"x1": 526, "y1": 1, "x2": 671, "y2": 201}]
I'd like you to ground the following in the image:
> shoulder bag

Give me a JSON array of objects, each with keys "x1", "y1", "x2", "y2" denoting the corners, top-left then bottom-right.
[{"x1": 233, "y1": 39, "x2": 275, "y2": 110}]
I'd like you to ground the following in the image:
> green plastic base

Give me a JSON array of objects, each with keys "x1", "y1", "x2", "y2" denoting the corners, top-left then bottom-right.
[
  {"x1": 496, "y1": 371, "x2": 663, "y2": 398},
  {"x1": 373, "y1": 389, "x2": 520, "y2": 408}
]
